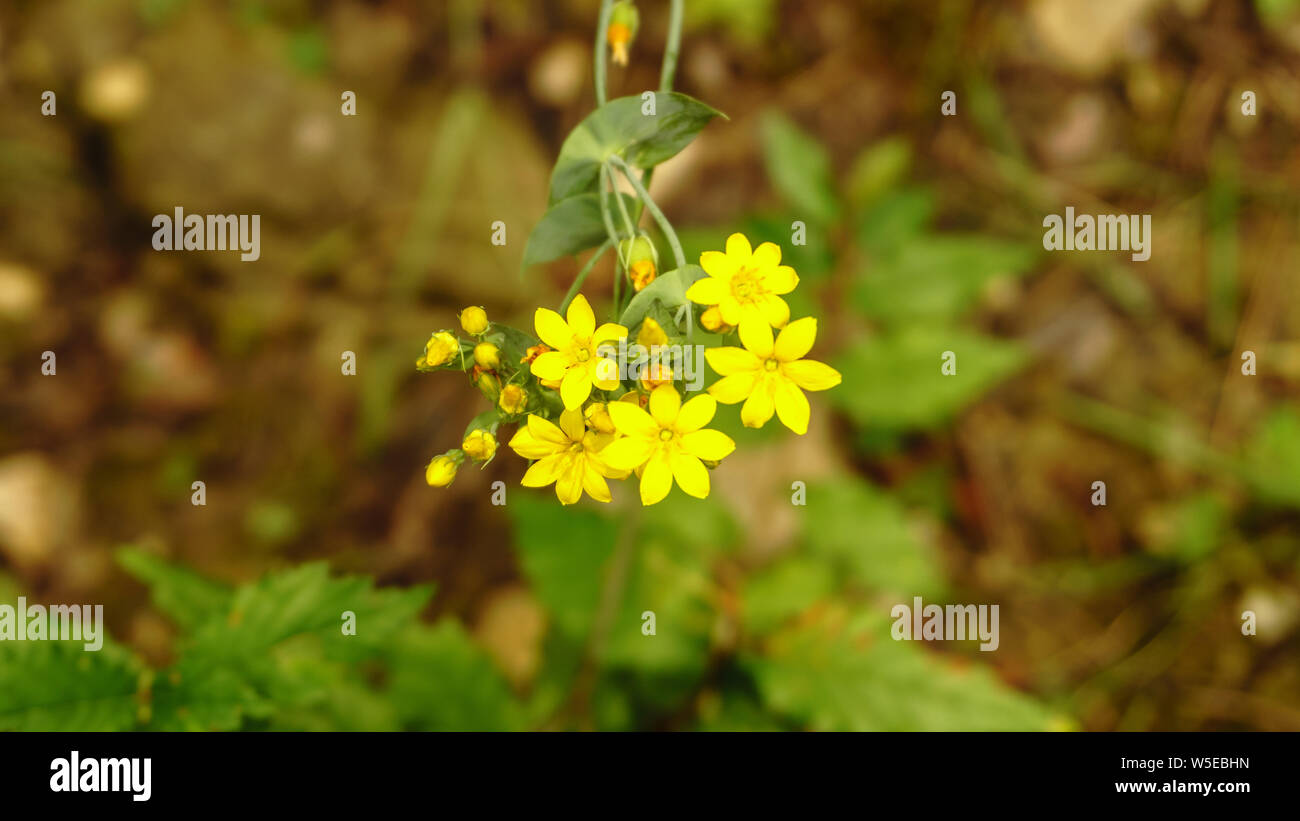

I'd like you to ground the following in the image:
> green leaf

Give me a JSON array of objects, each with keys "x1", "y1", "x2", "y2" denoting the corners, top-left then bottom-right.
[
  {"x1": 386, "y1": 622, "x2": 525, "y2": 731},
  {"x1": 117, "y1": 548, "x2": 233, "y2": 632},
  {"x1": 549, "y1": 93, "x2": 725, "y2": 203},
  {"x1": 845, "y1": 136, "x2": 913, "y2": 208},
  {"x1": 854, "y1": 235, "x2": 1035, "y2": 323},
  {"x1": 759, "y1": 110, "x2": 839, "y2": 225},
  {"x1": 854, "y1": 187, "x2": 935, "y2": 254},
  {"x1": 744, "y1": 606, "x2": 1058, "y2": 731},
  {"x1": 742, "y1": 556, "x2": 838, "y2": 636},
  {"x1": 521, "y1": 193, "x2": 637, "y2": 270},
  {"x1": 509, "y1": 494, "x2": 618, "y2": 637},
  {"x1": 801, "y1": 479, "x2": 945, "y2": 598},
  {"x1": 0, "y1": 639, "x2": 142, "y2": 731},
  {"x1": 831, "y1": 328, "x2": 1027, "y2": 432},
  {"x1": 618, "y1": 264, "x2": 705, "y2": 329},
  {"x1": 1242, "y1": 408, "x2": 1300, "y2": 508}
]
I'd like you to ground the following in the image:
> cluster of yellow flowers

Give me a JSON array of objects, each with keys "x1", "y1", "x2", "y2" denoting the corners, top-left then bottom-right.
[{"x1": 420, "y1": 233, "x2": 841, "y2": 506}]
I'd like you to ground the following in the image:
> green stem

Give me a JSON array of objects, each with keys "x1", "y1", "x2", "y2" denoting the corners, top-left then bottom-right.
[
  {"x1": 610, "y1": 155, "x2": 684, "y2": 270},
  {"x1": 594, "y1": 0, "x2": 615, "y2": 107},
  {"x1": 597, "y1": 164, "x2": 623, "y2": 245},
  {"x1": 560, "y1": 239, "x2": 613, "y2": 314},
  {"x1": 659, "y1": 0, "x2": 684, "y2": 93}
]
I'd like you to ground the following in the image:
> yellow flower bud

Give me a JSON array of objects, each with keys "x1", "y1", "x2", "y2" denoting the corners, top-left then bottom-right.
[
  {"x1": 425, "y1": 453, "x2": 460, "y2": 487},
  {"x1": 474, "y1": 366, "x2": 502, "y2": 401},
  {"x1": 637, "y1": 317, "x2": 669, "y2": 348},
  {"x1": 700, "y1": 305, "x2": 731, "y2": 333},
  {"x1": 462, "y1": 430, "x2": 497, "y2": 462},
  {"x1": 639, "y1": 362, "x2": 673, "y2": 391},
  {"x1": 424, "y1": 331, "x2": 460, "y2": 367},
  {"x1": 499, "y1": 384, "x2": 528, "y2": 415},
  {"x1": 584, "y1": 402, "x2": 617, "y2": 434},
  {"x1": 521, "y1": 343, "x2": 551, "y2": 365},
  {"x1": 606, "y1": 2, "x2": 639, "y2": 66},
  {"x1": 459, "y1": 306, "x2": 489, "y2": 335},
  {"x1": 630, "y1": 259, "x2": 656, "y2": 291},
  {"x1": 474, "y1": 341, "x2": 501, "y2": 370}
]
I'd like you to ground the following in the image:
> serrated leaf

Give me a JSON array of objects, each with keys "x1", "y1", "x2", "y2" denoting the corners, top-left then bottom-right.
[
  {"x1": 830, "y1": 328, "x2": 1027, "y2": 431},
  {"x1": 521, "y1": 193, "x2": 637, "y2": 269},
  {"x1": 0, "y1": 639, "x2": 142, "y2": 731},
  {"x1": 759, "y1": 110, "x2": 839, "y2": 225},
  {"x1": 618, "y1": 264, "x2": 705, "y2": 329},
  {"x1": 549, "y1": 93, "x2": 725, "y2": 203},
  {"x1": 745, "y1": 606, "x2": 1056, "y2": 731},
  {"x1": 117, "y1": 548, "x2": 233, "y2": 631}
]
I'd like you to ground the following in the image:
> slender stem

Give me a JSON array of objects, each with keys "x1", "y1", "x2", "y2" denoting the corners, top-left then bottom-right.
[
  {"x1": 560, "y1": 239, "x2": 613, "y2": 314},
  {"x1": 610, "y1": 155, "x2": 684, "y2": 269},
  {"x1": 597, "y1": 164, "x2": 623, "y2": 246},
  {"x1": 594, "y1": 0, "x2": 615, "y2": 107},
  {"x1": 659, "y1": 0, "x2": 684, "y2": 93},
  {"x1": 609, "y1": 164, "x2": 637, "y2": 237}
]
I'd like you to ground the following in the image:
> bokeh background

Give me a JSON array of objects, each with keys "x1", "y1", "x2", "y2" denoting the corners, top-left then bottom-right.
[{"x1": 1, "y1": 0, "x2": 1299, "y2": 731}]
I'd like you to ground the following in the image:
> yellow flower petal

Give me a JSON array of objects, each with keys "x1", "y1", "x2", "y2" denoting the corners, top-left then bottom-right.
[
  {"x1": 581, "y1": 462, "x2": 612, "y2": 503},
  {"x1": 593, "y1": 323, "x2": 629, "y2": 344},
  {"x1": 718, "y1": 296, "x2": 743, "y2": 326},
  {"x1": 774, "y1": 317, "x2": 817, "y2": 362},
  {"x1": 534, "y1": 308, "x2": 571, "y2": 350},
  {"x1": 521, "y1": 453, "x2": 566, "y2": 487},
  {"x1": 648, "y1": 385, "x2": 681, "y2": 427},
  {"x1": 509, "y1": 427, "x2": 556, "y2": 460},
  {"x1": 600, "y1": 436, "x2": 654, "y2": 471},
  {"x1": 608, "y1": 400, "x2": 659, "y2": 439},
  {"x1": 704, "y1": 346, "x2": 761, "y2": 376},
  {"x1": 699, "y1": 250, "x2": 737, "y2": 281},
  {"x1": 708, "y1": 372, "x2": 758, "y2": 404},
  {"x1": 765, "y1": 264, "x2": 798, "y2": 295},
  {"x1": 639, "y1": 448, "x2": 673, "y2": 505},
  {"x1": 555, "y1": 457, "x2": 584, "y2": 505},
  {"x1": 738, "y1": 316, "x2": 774, "y2": 358},
  {"x1": 530, "y1": 350, "x2": 570, "y2": 381},
  {"x1": 566, "y1": 294, "x2": 596, "y2": 340},
  {"x1": 725, "y1": 232, "x2": 752, "y2": 261},
  {"x1": 681, "y1": 429, "x2": 735, "y2": 461},
  {"x1": 751, "y1": 241, "x2": 781, "y2": 270},
  {"x1": 758, "y1": 293, "x2": 790, "y2": 328},
  {"x1": 781, "y1": 359, "x2": 842, "y2": 391},
  {"x1": 686, "y1": 276, "x2": 727, "y2": 305},
  {"x1": 671, "y1": 451, "x2": 710, "y2": 498},
  {"x1": 526, "y1": 414, "x2": 569, "y2": 446},
  {"x1": 773, "y1": 379, "x2": 810, "y2": 435},
  {"x1": 560, "y1": 365, "x2": 593, "y2": 410},
  {"x1": 558, "y1": 408, "x2": 586, "y2": 441},
  {"x1": 592, "y1": 356, "x2": 621, "y2": 390},
  {"x1": 740, "y1": 378, "x2": 776, "y2": 428},
  {"x1": 674, "y1": 394, "x2": 716, "y2": 432}
]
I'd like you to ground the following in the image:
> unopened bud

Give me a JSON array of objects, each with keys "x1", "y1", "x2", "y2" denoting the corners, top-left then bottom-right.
[
  {"x1": 459, "y1": 306, "x2": 489, "y2": 335},
  {"x1": 606, "y1": 1, "x2": 640, "y2": 66},
  {"x1": 474, "y1": 341, "x2": 501, "y2": 370},
  {"x1": 425, "y1": 452, "x2": 461, "y2": 487},
  {"x1": 462, "y1": 430, "x2": 497, "y2": 462},
  {"x1": 424, "y1": 331, "x2": 460, "y2": 368},
  {"x1": 584, "y1": 402, "x2": 617, "y2": 434},
  {"x1": 499, "y1": 384, "x2": 528, "y2": 415}
]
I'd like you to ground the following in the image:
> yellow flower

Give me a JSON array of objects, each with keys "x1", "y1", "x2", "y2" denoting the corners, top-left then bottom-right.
[
  {"x1": 425, "y1": 452, "x2": 460, "y2": 487},
  {"x1": 606, "y1": 1, "x2": 639, "y2": 66},
  {"x1": 508, "y1": 410, "x2": 623, "y2": 504},
  {"x1": 459, "y1": 306, "x2": 489, "y2": 335},
  {"x1": 499, "y1": 384, "x2": 528, "y2": 415},
  {"x1": 424, "y1": 331, "x2": 460, "y2": 367},
  {"x1": 462, "y1": 430, "x2": 497, "y2": 462},
  {"x1": 639, "y1": 363, "x2": 673, "y2": 391},
  {"x1": 600, "y1": 385, "x2": 736, "y2": 505},
  {"x1": 473, "y1": 342, "x2": 501, "y2": 370},
  {"x1": 584, "y1": 402, "x2": 617, "y2": 434},
  {"x1": 685, "y1": 233, "x2": 798, "y2": 336},
  {"x1": 705, "y1": 317, "x2": 841, "y2": 434},
  {"x1": 637, "y1": 317, "x2": 669, "y2": 348},
  {"x1": 530, "y1": 294, "x2": 628, "y2": 410},
  {"x1": 630, "y1": 259, "x2": 656, "y2": 291}
]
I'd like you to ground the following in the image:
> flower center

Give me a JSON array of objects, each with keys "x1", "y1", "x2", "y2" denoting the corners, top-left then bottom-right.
[
  {"x1": 764, "y1": 358, "x2": 779, "y2": 372},
  {"x1": 730, "y1": 269, "x2": 761, "y2": 301},
  {"x1": 658, "y1": 428, "x2": 675, "y2": 441},
  {"x1": 574, "y1": 348, "x2": 590, "y2": 362}
]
